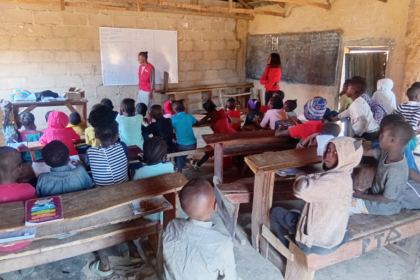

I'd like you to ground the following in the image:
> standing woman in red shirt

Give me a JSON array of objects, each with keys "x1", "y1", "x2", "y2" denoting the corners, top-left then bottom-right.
[
  {"x1": 260, "y1": 53, "x2": 282, "y2": 105},
  {"x1": 136, "y1": 51, "x2": 155, "y2": 107}
]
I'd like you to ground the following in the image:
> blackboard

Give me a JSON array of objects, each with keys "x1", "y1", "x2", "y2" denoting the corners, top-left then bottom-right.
[{"x1": 245, "y1": 31, "x2": 341, "y2": 86}]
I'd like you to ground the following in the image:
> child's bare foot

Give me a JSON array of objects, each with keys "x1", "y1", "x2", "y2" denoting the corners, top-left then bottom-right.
[{"x1": 89, "y1": 260, "x2": 113, "y2": 277}]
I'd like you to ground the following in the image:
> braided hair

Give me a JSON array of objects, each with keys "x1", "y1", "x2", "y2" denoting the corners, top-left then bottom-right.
[
  {"x1": 143, "y1": 137, "x2": 167, "y2": 165},
  {"x1": 88, "y1": 104, "x2": 119, "y2": 142}
]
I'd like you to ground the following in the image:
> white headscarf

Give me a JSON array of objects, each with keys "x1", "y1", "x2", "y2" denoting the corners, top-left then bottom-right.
[{"x1": 372, "y1": 78, "x2": 396, "y2": 114}]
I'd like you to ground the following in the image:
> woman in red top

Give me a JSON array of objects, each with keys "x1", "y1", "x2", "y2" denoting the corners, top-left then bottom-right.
[
  {"x1": 136, "y1": 51, "x2": 155, "y2": 107},
  {"x1": 260, "y1": 53, "x2": 282, "y2": 105},
  {"x1": 191, "y1": 100, "x2": 236, "y2": 170}
]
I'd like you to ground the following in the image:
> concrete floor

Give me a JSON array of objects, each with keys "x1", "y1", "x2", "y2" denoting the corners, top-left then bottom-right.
[{"x1": 1, "y1": 159, "x2": 419, "y2": 280}]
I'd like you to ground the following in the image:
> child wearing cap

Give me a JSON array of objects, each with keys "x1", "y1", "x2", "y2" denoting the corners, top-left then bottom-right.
[{"x1": 275, "y1": 97, "x2": 326, "y2": 140}]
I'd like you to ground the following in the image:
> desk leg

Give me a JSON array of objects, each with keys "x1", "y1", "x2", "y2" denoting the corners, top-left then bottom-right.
[
  {"x1": 30, "y1": 151, "x2": 36, "y2": 162},
  {"x1": 74, "y1": 104, "x2": 87, "y2": 122},
  {"x1": 163, "y1": 192, "x2": 179, "y2": 229},
  {"x1": 214, "y1": 143, "x2": 224, "y2": 184},
  {"x1": 251, "y1": 170, "x2": 274, "y2": 256}
]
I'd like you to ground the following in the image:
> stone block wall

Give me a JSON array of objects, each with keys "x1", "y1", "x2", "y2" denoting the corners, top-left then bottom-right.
[{"x1": 0, "y1": 3, "x2": 243, "y2": 128}]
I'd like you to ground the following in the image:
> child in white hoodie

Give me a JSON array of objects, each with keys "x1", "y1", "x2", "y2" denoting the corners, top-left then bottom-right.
[
  {"x1": 271, "y1": 137, "x2": 363, "y2": 255},
  {"x1": 372, "y1": 78, "x2": 396, "y2": 114}
]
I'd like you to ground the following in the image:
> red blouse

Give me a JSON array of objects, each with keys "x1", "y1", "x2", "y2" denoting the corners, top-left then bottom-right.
[{"x1": 260, "y1": 66, "x2": 282, "y2": 91}]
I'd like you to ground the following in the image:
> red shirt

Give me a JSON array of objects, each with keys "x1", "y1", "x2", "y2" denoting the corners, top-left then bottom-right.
[
  {"x1": 39, "y1": 111, "x2": 80, "y2": 156},
  {"x1": 0, "y1": 182, "x2": 35, "y2": 252},
  {"x1": 227, "y1": 110, "x2": 241, "y2": 131},
  {"x1": 138, "y1": 63, "x2": 154, "y2": 92},
  {"x1": 289, "y1": 121, "x2": 324, "y2": 141},
  {"x1": 260, "y1": 66, "x2": 282, "y2": 91}
]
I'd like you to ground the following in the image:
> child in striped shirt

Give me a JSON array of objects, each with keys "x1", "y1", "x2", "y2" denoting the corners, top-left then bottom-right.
[
  {"x1": 86, "y1": 106, "x2": 129, "y2": 187},
  {"x1": 396, "y1": 87, "x2": 420, "y2": 130}
]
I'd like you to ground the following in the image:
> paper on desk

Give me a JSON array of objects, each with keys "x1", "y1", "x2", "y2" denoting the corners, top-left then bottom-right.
[
  {"x1": 7, "y1": 142, "x2": 27, "y2": 149},
  {"x1": 0, "y1": 228, "x2": 36, "y2": 244}
]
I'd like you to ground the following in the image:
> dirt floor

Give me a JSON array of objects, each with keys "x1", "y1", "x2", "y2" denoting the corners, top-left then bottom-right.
[{"x1": 1, "y1": 158, "x2": 419, "y2": 280}]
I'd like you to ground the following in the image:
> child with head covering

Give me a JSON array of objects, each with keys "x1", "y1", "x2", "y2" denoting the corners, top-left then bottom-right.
[
  {"x1": 372, "y1": 78, "x2": 396, "y2": 114},
  {"x1": 244, "y1": 98, "x2": 263, "y2": 126},
  {"x1": 163, "y1": 100, "x2": 174, "y2": 119},
  {"x1": 275, "y1": 97, "x2": 327, "y2": 141},
  {"x1": 271, "y1": 137, "x2": 363, "y2": 255}
]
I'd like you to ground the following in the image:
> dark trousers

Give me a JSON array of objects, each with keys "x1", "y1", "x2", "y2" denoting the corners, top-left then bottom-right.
[
  {"x1": 265, "y1": 90, "x2": 276, "y2": 105},
  {"x1": 175, "y1": 143, "x2": 197, "y2": 170},
  {"x1": 271, "y1": 207, "x2": 350, "y2": 256}
]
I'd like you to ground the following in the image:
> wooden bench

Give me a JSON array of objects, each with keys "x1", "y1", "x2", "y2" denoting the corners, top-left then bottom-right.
[
  {"x1": 155, "y1": 82, "x2": 254, "y2": 110},
  {"x1": 0, "y1": 172, "x2": 187, "y2": 274},
  {"x1": 203, "y1": 130, "x2": 299, "y2": 183},
  {"x1": 244, "y1": 148, "x2": 420, "y2": 279}
]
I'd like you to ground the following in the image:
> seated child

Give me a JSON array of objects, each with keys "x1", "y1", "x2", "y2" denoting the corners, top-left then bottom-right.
[
  {"x1": 136, "y1": 102, "x2": 149, "y2": 126},
  {"x1": 350, "y1": 121, "x2": 414, "y2": 215},
  {"x1": 86, "y1": 109, "x2": 141, "y2": 278},
  {"x1": 85, "y1": 104, "x2": 104, "y2": 148},
  {"x1": 396, "y1": 87, "x2": 420, "y2": 131},
  {"x1": 36, "y1": 140, "x2": 93, "y2": 197},
  {"x1": 134, "y1": 137, "x2": 174, "y2": 180},
  {"x1": 163, "y1": 100, "x2": 174, "y2": 119},
  {"x1": 171, "y1": 100, "x2": 198, "y2": 172},
  {"x1": 272, "y1": 90, "x2": 285, "y2": 100},
  {"x1": 39, "y1": 111, "x2": 80, "y2": 157},
  {"x1": 226, "y1": 98, "x2": 241, "y2": 131},
  {"x1": 192, "y1": 100, "x2": 235, "y2": 170},
  {"x1": 19, "y1": 112, "x2": 43, "y2": 162},
  {"x1": 162, "y1": 178, "x2": 237, "y2": 279},
  {"x1": 297, "y1": 123, "x2": 341, "y2": 156},
  {"x1": 67, "y1": 112, "x2": 87, "y2": 136},
  {"x1": 244, "y1": 99, "x2": 263, "y2": 126},
  {"x1": 338, "y1": 80, "x2": 353, "y2": 113},
  {"x1": 271, "y1": 137, "x2": 362, "y2": 255},
  {"x1": 0, "y1": 147, "x2": 35, "y2": 252},
  {"x1": 276, "y1": 97, "x2": 326, "y2": 140},
  {"x1": 116, "y1": 98, "x2": 144, "y2": 149},
  {"x1": 100, "y1": 98, "x2": 118, "y2": 119},
  {"x1": 254, "y1": 96, "x2": 287, "y2": 130},
  {"x1": 87, "y1": 106, "x2": 129, "y2": 187},
  {"x1": 284, "y1": 99, "x2": 297, "y2": 118},
  {"x1": 335, "y1": 78, "x2": 379, "y2": 140},
  {"x1": 1, "y1": 100, "x2": 20, "y2": 144},
  {"x1": 142, "y1": 105, "x2": 174, "y2": 154},
  {"x1": 45, "y1": 110, "x2": 53, "y2": 123}
]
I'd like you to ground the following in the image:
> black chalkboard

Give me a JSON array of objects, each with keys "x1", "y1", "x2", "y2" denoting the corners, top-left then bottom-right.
[{"x1": 245, "y1": 31, "x2": 341, "y2": 86}]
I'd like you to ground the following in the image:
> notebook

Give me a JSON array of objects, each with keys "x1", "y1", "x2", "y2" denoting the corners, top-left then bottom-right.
[
  {"x1": 25, "y1": 196, "x2": 64, "y2": 226},
  {"x1": 0, "y1": 228, "x2": 36, "y2": 244}
]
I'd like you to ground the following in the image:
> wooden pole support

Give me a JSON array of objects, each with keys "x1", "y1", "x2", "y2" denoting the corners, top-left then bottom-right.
[
  {"x1": 60, "y1": 0, "x2": 65, "y2": 10},
  {"x1": 262, "y1": 225, "x2": 294, "y2": 261}
]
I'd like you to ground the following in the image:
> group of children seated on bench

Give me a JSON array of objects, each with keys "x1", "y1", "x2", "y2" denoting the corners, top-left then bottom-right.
[{"x1": 2, "y1": 75, "x2": 420, "y2": 279}]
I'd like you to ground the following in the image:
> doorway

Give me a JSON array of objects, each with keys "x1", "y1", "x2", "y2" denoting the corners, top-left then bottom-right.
[{"x1": 340, "y1": 46, "x2": 389, "y2": 96}]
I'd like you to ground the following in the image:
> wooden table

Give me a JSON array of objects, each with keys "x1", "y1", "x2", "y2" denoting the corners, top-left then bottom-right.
[
  {"x1": 0, "y1": 172, "x2": 188, "y2": 273},
  {"x1": 156, "y1": 82, "x2": 254, "y2": 111},
  {"x1": 12, "y1": 100, "x2": 88, "y2": 128},
  {"x1": 203, "y1": 130, "x2": 299, "y2": 183}
]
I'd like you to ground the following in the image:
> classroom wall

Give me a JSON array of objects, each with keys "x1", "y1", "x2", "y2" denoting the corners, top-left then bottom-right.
[
  {"x1": 0, "y1": 2, "x2": 244, "y2": 129},
  {"x1": 247, "y1": 0, "x2": 410, "y2": 114},
  {"x1": 402, "y1": 0, "x2": 420, "y2": 97}
]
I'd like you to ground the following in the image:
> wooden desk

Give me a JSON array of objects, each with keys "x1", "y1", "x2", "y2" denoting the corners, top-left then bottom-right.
[
  {"x1": 12, "y1": 100, "x2": 88, "y2": 128},
  {"x1": 203, "y1": 130, "x2": 299, "y2": 183},
  {"x1": 0, "y1": 172, "x2": 188, "y2": 273},
  {"x1": 156, "y1": 82, "x2": 254, "y2": 111},
  {"x1": 244, "y1": 148, "x2": 322, "y2": 252}
]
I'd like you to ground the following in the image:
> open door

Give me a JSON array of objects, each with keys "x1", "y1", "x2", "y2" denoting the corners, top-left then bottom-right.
[{"x1": 345, "y1": 52, "x2": 387, "y2": 96}]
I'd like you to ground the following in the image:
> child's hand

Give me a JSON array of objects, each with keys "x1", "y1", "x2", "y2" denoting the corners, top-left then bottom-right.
[
  {"x1": 294, "y1": 119, "x2": 303, "y2": 125},
  {"x1": 353, "y1": 189, "x2": 364, "y2": 198},
  {"x1": 252, "y1": 116, "x2": 261, "y2": 123},
  {"x1": 295, "y1": 171, "x2": 306, "y2": 179},
  {"x1": 330, "y1": 116, "x2": 339, "y2": 122}
]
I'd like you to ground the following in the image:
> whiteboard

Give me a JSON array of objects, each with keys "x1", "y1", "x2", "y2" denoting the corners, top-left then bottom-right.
[{"x1": 99, "y1": 27, "x2": 178, "y2": 86}]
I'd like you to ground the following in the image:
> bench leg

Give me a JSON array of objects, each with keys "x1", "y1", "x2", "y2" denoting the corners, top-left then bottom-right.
[
  {"x1": 214, "y1": 143, "x2": 224, "y2": 183},
  {"x1": 163, "y1": 192, "x2": 179, "y2": 229},
  {"x1": 285, "y1": 241, "x2": 315, "y2": 280}
]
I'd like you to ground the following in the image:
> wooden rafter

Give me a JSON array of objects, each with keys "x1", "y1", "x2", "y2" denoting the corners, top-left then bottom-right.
[
  {"x1": 237, "y1": 0, "x2": 253, "y2": 9},
  {"x1": 248, "y1": 0, "x2": 331, "y2": 10},
  {"x1": 278, "y1": 2, "x2": 285, "y2": 8},
  {"x1": 0, "y1": 0, "x2": 286, "y2": 18}
]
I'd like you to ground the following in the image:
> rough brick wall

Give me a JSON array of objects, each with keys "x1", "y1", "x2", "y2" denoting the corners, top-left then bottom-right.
[
  {"x1": 402, "y1": 0, "x2": 420, "y2": 101},
  {"x1": 0, "y1": 3, "x2": 242, "y2": 129}
]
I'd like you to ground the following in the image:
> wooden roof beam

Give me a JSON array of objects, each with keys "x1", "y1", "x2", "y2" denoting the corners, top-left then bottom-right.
[
  {"x1": 158, "y1": 1, "x2": 285, "y2": 16},
  {"x1": 237, "y1": 0, "x2": 253, "y2": 9},
  {"x1": 248, "y1": 0, "x2": 331, "y2": 10}
]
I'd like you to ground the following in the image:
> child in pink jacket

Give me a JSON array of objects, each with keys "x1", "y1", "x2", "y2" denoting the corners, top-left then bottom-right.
[{"x1": 39, "y1": 111, "x2": 80, "y2": 156}]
